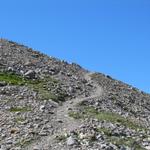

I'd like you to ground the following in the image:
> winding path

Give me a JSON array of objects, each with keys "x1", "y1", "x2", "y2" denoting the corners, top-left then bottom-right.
[{"x1": 25, "y1": 72, "x2": 103, "y2": 150}]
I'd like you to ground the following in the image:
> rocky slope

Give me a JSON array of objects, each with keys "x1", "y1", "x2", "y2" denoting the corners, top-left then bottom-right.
[{"x1": 0, "y1": 39, "x2": 150, "y2": 150}]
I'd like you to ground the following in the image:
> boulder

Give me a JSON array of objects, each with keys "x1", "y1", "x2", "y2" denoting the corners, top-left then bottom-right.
[
  {"x1": 66, "y1": 136, "x2": 78, "y2": 146},
  {"x1": 24, "y1": 70, "x2": 36, "y2": 79}
]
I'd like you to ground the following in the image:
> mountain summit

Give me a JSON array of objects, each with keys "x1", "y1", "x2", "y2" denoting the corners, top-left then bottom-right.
[{"x1": 0, "y1": 39, "x2": 150, "y2": 150}]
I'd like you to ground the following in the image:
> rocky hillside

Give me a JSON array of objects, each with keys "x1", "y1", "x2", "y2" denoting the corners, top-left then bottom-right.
[{"x1": 0, "y1": 39, "x2": 150, "y2": 150}]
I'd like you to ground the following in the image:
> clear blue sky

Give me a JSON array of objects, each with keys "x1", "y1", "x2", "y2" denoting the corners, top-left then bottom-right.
[{"x1": 0, "y1": 0, "x2": 150, "y2": 93}]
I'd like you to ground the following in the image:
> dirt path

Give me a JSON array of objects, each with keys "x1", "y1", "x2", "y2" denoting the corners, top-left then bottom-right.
[{"x1": 25, "y1": 72, "x2": 103, "y2": 150}]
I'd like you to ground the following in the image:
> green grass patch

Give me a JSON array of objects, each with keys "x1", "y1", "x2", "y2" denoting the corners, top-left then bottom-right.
[
  {"x1": 0, "y1": 71, "x2": 68, "y2": 102},
  {"x1": 83, "y1": 107, "x2": 143, "y2": 130},
  {"x1": 72, "y1": 105, "x2": 144, "y2": 131},
  {"x1": 21, "y1": 139, "x2": 33, "y2": 148},
  {"x1": 15, "y1": 138, "x2": 35, "y2": 148},
  {"x1": 68, "y1": 111, "x2": 82, "y2": 119},
  {"x1": 109, "y1": 136, "x2": 145, "y2": 149},
  {"x1": 69, "y1": 106, "x2": 146, "y2": 131},
  {"x1": 15, "y1": 117, "x2": 26, "y2": 123},
  {"x1": 96, "y1": 127, "x2": 146, "y2": 149},
  {"x1": 29, "y1": 78, "x2": 67, "y2": 102},
  {"x1": 0, "y1": 72, "x2": 25, "y2": 85},
  {"x1": 10, "y1": 106, "x2": 31, "y2": 112},
  {"x1": 97, "y1": 127, "x2": 112, "y2": 136}
]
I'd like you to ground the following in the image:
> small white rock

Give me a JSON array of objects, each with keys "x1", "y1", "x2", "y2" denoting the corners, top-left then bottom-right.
[{"x1": 67, "y1": 136, "x2": 77, "y2": 146}]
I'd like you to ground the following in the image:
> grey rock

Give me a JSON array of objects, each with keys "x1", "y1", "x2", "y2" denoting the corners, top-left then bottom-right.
[
  {"x1": 0, "y1": 81, "x2": 7, "y2": 87},
  {"x1": 24, "y1": 70, "x2": 36, "y2": 79},
  {"x1": 39, "y1": 132, "x2": 48, "y2": 136},
  {"x1": 7, "y1": 67, "x2": 14, "y2": 71},
  {"x1": 66, "y1": 136, "x2": 78, "y2": 146},
  {"x1": 33, "y1": 146, "x2": 40, "y2": 150},
  {"x1": 120, "y1": 146, "x2": 127, "y2": 150},
  {"x1": 5, "y1": 140, "x2": 13, "y2": 145},
  {"x1": 40, "y1": 105, "x2": 45, "y2": 111}
]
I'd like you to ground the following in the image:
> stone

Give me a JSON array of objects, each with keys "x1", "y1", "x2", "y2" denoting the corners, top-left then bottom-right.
[
  {"x1": 57, "y1": 119, "x2": 63, "y2": 123},
  {"x1": 0, "y1": 81, "x2": 7, "y2": 87},
  {"x1": 120, "y1": 146, "x2": 127, "y2": 150},
  {"x1": 0, "y1": 145, "x2": 7, "y2": 150},
  {"x1": 40, "y1": 105, "x2": 45, "y2": 111},
  {"x1": 68, "y1": 87, "x2": 74, "y2": 93},
  {"x1": 13, "y1": 147, "x2": 21, "y2": 150},
  {"x1": 6, "y1": 139, "x2": 13, "y2": 144},
  {"x1": 68, "y1": 107, "x2": 72, "y2": 111},
  {"x1": 66, "y1": 136, "x2": 78, "y2": 146},
  {"x1": 39, "y1": 132, "x2": 47, "y2": 136},
  {"x1": 79, "y1": 133, "x2": 87, "y2": 140},
  {"x1": 33, "y1": 146, "x2": 40, "y2": 150},
  {"x1": 24, "y1": 70, "x2": 36, "y2": 79},
  {"x1": 145, "y1": 146, "x2": 150, "y2": 150},
  {"x1": 7, "y1": 67, "x2": 14, "y2": 71}
]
